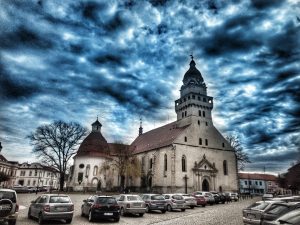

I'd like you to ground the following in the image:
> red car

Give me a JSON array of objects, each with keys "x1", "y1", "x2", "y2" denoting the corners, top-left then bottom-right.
[{"x1": 191, "y1": 193, "x2": 207, "y2": 207}]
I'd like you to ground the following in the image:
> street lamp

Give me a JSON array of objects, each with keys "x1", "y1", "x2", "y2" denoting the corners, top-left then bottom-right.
[{"x1": 183, "y1": 175, "x2": 189, "y2": 194}]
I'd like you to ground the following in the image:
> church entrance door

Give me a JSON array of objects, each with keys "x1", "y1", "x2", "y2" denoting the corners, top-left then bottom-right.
[{"x1": 202, "y1": 179, "x2": 209, "y2": 191}]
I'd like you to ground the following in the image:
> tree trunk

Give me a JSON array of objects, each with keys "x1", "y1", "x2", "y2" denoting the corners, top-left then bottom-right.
[{"x1": 59, "y1": 172, "x2": 65, "y2": 191}]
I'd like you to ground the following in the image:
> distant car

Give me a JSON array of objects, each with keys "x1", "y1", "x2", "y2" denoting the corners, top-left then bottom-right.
[
  {"x1": 141, "y1": 194, "x2": 167, "y2": 213},
  {"x1": 262, "y1": 194, "x2": 274, "y2": 201},
  {"x1": 216, "y1": 193, "x2": 226, "y2": 204},
  {"x1": 179, "y1": 194, "x2": 197, "y2": 209},
  {"x1": 0, "y1": 189, "x2": 19, "y2": 225},
  {"x1": 117, "y1": 194, "x2": 146, "y2": 217},
  {"x1": 191, "y1": 192, "x2": 207, "y2": 207},
  {"x1": 193, "y1": 191, "x2": 215, "y2": 205},
  {"x1": 262, "y1": 208, "x2": 300, "y2": 225},
  {"x1": 225, "y1": 192, "x2": 238, "y2": 202},
  {"x1": 242, "y1": 200, "x2": 282, "y2": 225},
  {"x1": 12, "y1": 186, "x2": 30, "y2": 193},
  {"x1": 163, "y1": 194, "x2": 186, "y2": 212},
  {"x1": 81, "y1": 195, "x2": 120, "y2": 222},
  {"x1": 210, "y1": 192, "x2": 222, "y2": 204},
  {"x1": 261, "y1": 202, "x2": 300, "y2": 225},
  {"x1": 28, "y1": 194, "x2": 74, "y2": 224}
]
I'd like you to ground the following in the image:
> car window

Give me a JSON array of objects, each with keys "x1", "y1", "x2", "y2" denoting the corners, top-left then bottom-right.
[
  {"x1": 119, "y1": 196, "x2": 125, "y2": 201},
  {"x1": 151, "y1": 195, "x2": 164, "y2": 200},
  {"x1": 267, "y1": 205, "x2": 289, "y2": 215},
  {"x1": 49, "y1": 196, "x2": 71, "y2": 203},
  {"x1": 127, "y1": 196, "x2": 142, "y2": 201},
  {"x1": 38, "y1": 196, "x2": 48, "y2": 203},
  {"x1": 251, "y1": 202, "x2": 270, "y2": 210},
  {"x1": 172, "y1": 195, "x2": 183, "y2": 200},
  {"x1": 0, "y1": 191, "x2": 16, "y2": 203},
  {"x1": 97, "y1": 197, "x2": 117, "y2": 204},
  {"x1": 164, "y1": 195, "x2": 170, "y2": 199},
  {"x1": 277, "y1": 209, "x2": 300, "y2": 223}
]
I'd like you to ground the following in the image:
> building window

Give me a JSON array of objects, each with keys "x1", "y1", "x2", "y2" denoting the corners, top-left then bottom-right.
[
  {"x1": 223, "y1": 160, "x2": 228, "y2": 175},
  {"x1": 29, "y1": 171, "x2": 32, "y2": 176},
  {"x1": 198, "y1": 120, "x2": 200, "y2": 125},
  {"x1": 206, "y1": 122, "x2": 208, "y2": 126},
  {"x1": 199, "y1": 138, "x2": 202, "y2": 145},
  {"x1": 198, "y1": 96, "x2": 201, "y2": 100},
  {"x1": 93, "y1": 166, "x2": 98, "y2": 176},
  {"x1": 182, "y1": 112, "x2": 184, "y2": 118},
  {"x1": 192, "y1": 95, "x2": 195, "y2": 99},
  {"x1": 259, "y1": 181, "x2": 262, "y2": 186},
  {"x1": 222, "y1": 143, "x2": 225, "y2": 148},
  {"x1": 203, "y1": 98, "x2": 207, "y2": 102},
  {"x1": 182, "y1": 155, "x2": 186, "y2": 172},
  {"x1": 255, "y1": 181, "x2": 258, "y2": 185},
  {"x1": 85, "y1": 165, "x2": 90, "y2": 177},
  {"x1": 27, "y1": 180, "x2": 30, "y2": 186},
  {"x1": 185, "y1": 111, "x2": 187, "y2": 116},
  {"x1": 198, "y1": 110, "x2": 201, "y2": 116},
  {"x1": 33, "y1": 180, "x2": 36, "y2": 186},
  {"x1": 164, "y1": 154, "x2": 167, "y2": 172},
  {"x1": 245, "y1": 181, "x2": 248, "y2": 185},
  {"x1": 78, "y1": 172, "x2": 83, "y2": 183},
  {"x1": 203, "y1": 111, "x2": 206, "y2": 117},
  {"x1": 150, "y1": 158, "x2": 153, "y2": 169},
  {"x1": 20, "y1": 171, "x2": 26, "y2": 176},
  {"x1": 205, "y1": 139, "x2": 208, "y2": 146},
  {"x1": 249, "y1": 181, "x2": 252, "y2": 185},
  {"x1": 35, "y1": 170, "x2": 37, "y2": 176},
  {"x1": 184, "y1": 137, "x2": 187, "y2": 142}
]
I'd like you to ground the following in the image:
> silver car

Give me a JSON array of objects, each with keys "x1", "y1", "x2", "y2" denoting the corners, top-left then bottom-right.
[
  {"x1": 163, "y1": 194, "x2": 186, "y2": 212},
  {"x1": 28, "y1": 194, "x2": 74, "y2": 224},
  {"x1": 0, "y1": 189, "x2": 18, "y2": 225},
  {"x1": 117, "y1": 194, "x2": 146, "y2": 217}
]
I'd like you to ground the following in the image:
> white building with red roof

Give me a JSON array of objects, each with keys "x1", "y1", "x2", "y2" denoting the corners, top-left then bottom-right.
[{"x1": 69, "y1": 57, "x2": 238, "y2": 193}]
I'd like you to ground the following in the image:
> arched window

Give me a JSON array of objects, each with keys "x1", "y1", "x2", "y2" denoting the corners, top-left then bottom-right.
[
  {"x1": 149, "y1": 158, "x2": 153, "y2": 169},
  {"x1": 164, "y1": 154, "x2": 167, "y2": 171},
  {"x1": 93, "y1": 166, "x2": 98, "y2": 176},
  {"x1": 86, "y1": 164, "x2": 90, "y2": 177},
  {"x1": 223, "y1": 160, "x2": 228, "y2": 175},
  {"x1": 182, "y1": 155, "x2": 186, "y2": 172},
  {"x1": 184, "y1": 136, "x2": 187, "y2": 142}
]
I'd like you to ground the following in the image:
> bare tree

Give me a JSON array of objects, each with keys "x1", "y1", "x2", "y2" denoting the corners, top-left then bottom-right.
[
  {"x1": 109, "y1": 142, "x2": 140, "y2": 191},
  {"x1": 226, "y1": 135, "x2": 251, "y2": 171},
  {"x1": 28, "y1": 120, "x2": 87, "y2": 191}
]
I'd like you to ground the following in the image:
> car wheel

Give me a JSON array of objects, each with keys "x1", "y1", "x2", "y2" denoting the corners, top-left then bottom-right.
[
  {"x1": 167, "y1": 204, "x2": 172, "y2": 212},
  {"x1": 181, "y1": 208, "x2": 185, "y2": 212},
  {"x1": 65, "y1": 218, "x2": 72, "y2": 224},
  {"x1": 146, "y1": 205, "x2": 151, "y2": 213},
  {"x1": 139, "y1": 213, "x2": 144, "y2": 217},
  {"x1": 28, "y1": 208, "x2": 32, "y2": 219},
  {"x1": 115, "y1": 217, "x2": 120, "y2": 222},
  {"x1": 120, "y1": 207, "x2": 125, "y2": 216},
  {"x1": 161, "y1": 210, "x2": 166, "y2": 214},
  {"x1": 88, "y1": 210, "x2": 94, "y2": 222},
  {"x1": 8, "y1": 220, "x2": 16, "y2": 225},
  {"x1": 81, "y1": 207, "x2": 85, "y2": 217},
  {"x1": 190, "y1": 206, "x2": 194, "y2": 209},
  {"x1": 202, "y1": 204, "x2": 206, "y2": 207},
  {"x1": 38, "y1": 213, "x2": 44, "y2": 225}
]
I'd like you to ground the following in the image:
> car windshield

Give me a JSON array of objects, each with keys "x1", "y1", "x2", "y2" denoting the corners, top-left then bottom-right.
[
  {"x1": 49, "y1": 196, "x2": 71, "y2": 203},
  {"x1": 0, "y1": 191, "x2": 16, "y2": 203},
  {"x1": 251, "y1": 202, "x2": 270, "y2": 210},
  {"x1": 277, "y1": 209, "x2": 300, "y2": 224},
  {"x1": 266, "y1": 205, "x2": 289, "y2": 215},
  {"x1": 97, "y1": 197, "x2": 117, "y2": 204},
  {"x1": 172, "y1": 195, "x2": 183, "y2": 200},
  {"x1": 127, "y1": 196, "x2": 142, "y2": 201},
  {"x1": 183, "y1": 195, "x2": 192, "y2": 197},
  {"x1": 151, "y1": 195, "x2": 165, "y2": 200}
]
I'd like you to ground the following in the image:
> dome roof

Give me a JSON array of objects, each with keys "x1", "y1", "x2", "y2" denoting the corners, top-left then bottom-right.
[
  {"x1": 183, "y1": 59, "x2": 204, "y2": 85},
  {"x1": 75, "y1": 131, "x2": 109, "y2": 157}
]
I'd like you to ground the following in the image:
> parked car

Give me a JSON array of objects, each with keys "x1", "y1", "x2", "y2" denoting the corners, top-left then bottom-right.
[
  {"x1": 261, "y1": 202, "x2": 300, "y2": 225},
  {"x1": 243, "y1": 200, "x2": 283, "y2": 225},
  {"x1": 262, "y1": 208, "x2": 300, "y2": 225},
  {"x1": 191, "y1": 192, "x2": 207, "y2": 207},
  {"x1": 163, "y1": 194, "x2": 186, "y2": 212},
  {"x1": 210, "y1": 192, "x2": 221, "y2": 204},
  {"x1": 0, "y1": 189, "x2": 18, "y2": 225},
  {"x1": 180, "y1": 194, "x2": 197, "y2": 209},
  {"x1": 262, "y1": 194, "x2": 274, "y2": 201},
  {"x1": 141, "y1": 194, "x2": 167, "y2": 213},
  {"x1": 81, "y1": 195, "x2": 120, "y2": 222},
  {"x1": 28, "y1": 194, "x2": 74, "y2": 224},
  {"x1": 193, "y1": 191, "x2": 215, "y2": 205},
  {"x1": 117, "y1": 194, "x2": 146, "y2": 217},
  {"x1": 225, "y1": 192, "x2": 238, "y2": 202},
  {"x1": 217, "y1": 193, "x2": 226, "y2": 204},
  {"x1": 12, "y1": 185, "x2": 30, "y2": 193}
]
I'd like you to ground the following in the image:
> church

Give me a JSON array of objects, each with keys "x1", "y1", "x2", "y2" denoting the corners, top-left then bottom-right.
[{"x1": 68, "y1": 57, "x2": 238, "y2": 193}]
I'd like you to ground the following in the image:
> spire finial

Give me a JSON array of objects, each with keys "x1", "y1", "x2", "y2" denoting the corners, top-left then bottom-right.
[
  {"x1": 190, "y1": 54, "x2": 194, "y2": 60},
  {"x1": 139, "y1": 117, "x2": 143, "y2": 136}
]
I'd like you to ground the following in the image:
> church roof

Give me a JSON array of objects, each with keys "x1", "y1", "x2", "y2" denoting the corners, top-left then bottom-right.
[
  {"x1": 0, "y1": 154, "x2": 8, "y2": 162},
  {"x1": 130, "y1": 121, "x2": 190, "y2": 154},
  {"x1": 92, "y1": 119, "x2": 102, "y2": 126},
  {"x1": 75, "y1": 131, "x2": 109, "y2": 158},
  {"x1": 182, "y1": 58, "x2": 204, "y2": 85}
]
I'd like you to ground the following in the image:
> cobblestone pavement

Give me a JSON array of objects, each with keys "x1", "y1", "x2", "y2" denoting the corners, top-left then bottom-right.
[{"x1": 12, "y1": 193, "x2": 259, "y2": 225}]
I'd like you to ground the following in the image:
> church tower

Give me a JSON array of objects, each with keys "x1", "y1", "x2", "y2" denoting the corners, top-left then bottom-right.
[{"x1": 175, "y1": 56, "x2": 214, "y2": 127}]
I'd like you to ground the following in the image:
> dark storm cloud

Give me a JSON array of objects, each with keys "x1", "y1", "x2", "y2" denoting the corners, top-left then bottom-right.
[{"x1": 0, "y1": 0, "x2": 299, "y2": 173}]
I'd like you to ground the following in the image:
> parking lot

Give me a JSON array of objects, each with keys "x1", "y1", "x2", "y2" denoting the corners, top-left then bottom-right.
[{"x1": 14, "y1": 193, "x2": 258, "y2": 225}]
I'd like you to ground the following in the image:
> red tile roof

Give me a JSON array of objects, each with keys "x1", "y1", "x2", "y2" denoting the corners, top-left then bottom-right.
[
  {"x1": 130, "y1": 121, "x2": 190, "y2": 154},
  {"x1": 238, "y1": 173, "x2": 278, "y2": 181}
]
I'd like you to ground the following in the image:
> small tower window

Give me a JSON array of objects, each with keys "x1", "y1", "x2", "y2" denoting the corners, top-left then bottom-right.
[
  {"x1": 93, "y1": 166, "x2": 98, "y2": 176},
  {"x1": 188, "y1": 96, "x2": 190, "y2": 100},
  {"x1": 182, "y1": 155, "x2": 186, "y2": 172},
  {"x1": 192, "y1": 95, "x2": 195, "y2": 99},
  {"x1": 203, "y1": 111, "x2": 206, "y2": 117},
  {"x1": 203, "y1": 98, "x2": 207, "y2": 102},
  {"x1": 198, "y1": 110, "x2": 201, "y2": 116},
  {"x1": 198, "y1": 96, "x2": 201, "y2": 100},
  {"x1": 199, "y1": 138, "x2": 202, "y2": 145},
  {"x1": 198, "y1": 120, "x2": 200, "y2": 125},
  {"x1": 149, "y1": 158, "x2": 153, "y2": 169},
  {"x1": 206, "y1": 122, "x2": 208, "y2": 126},
  {"x1": 184, "y1": 137, "x2": 187, "y2": 142},
  {"x1": 185, "y1": 111, "x2": 187, "y2": 116},
  {"x1": 205, "y1": 139, "x2": 208, "y2": 146},
  {"x1": 222, "y1": 143, "x2": 225, "y2": 148},
  {"x1": 182, "y1": 112, "x2": 184, "y2": 118}
]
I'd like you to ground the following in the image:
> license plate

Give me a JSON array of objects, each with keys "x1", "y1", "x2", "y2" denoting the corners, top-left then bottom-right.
[
  {"x1": 248, "y1": 214, "x2": 255, "y2": 219},
  {"x1": 104, "y1": 213, "x2": 113, "y2": 216},
  {"x1": 56, "y1": 207, "x2": 66, "y2": 211}
]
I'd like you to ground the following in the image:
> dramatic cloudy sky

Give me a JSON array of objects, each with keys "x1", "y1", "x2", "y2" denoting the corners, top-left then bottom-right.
[{"x1": 0, "y1": 0, "x2": 299, "y2": 174}]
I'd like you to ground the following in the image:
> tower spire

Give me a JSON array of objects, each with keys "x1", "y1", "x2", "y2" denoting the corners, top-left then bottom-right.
[{"x1": 139, "y1": 117, "x2": 143, "y2": 136}]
